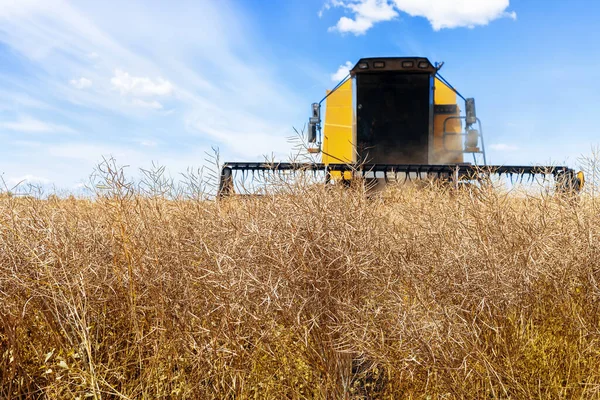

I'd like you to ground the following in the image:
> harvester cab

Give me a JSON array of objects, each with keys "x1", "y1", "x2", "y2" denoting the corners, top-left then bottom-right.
[
  {"x1": 308, "y1": 57, "x2": 485, "y2": 167},
  {"x1": 219, "y1": 57, "x2": 583, "y2": 196}
]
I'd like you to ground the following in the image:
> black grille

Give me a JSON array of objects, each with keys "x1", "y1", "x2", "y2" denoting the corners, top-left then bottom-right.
[{"x1": 356, "y1": 72, "x2": 431, "y2": 164}]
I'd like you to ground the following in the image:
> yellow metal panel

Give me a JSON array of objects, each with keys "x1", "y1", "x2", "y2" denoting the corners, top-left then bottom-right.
[
  {"x1": 433, "y1": 78, "x2": 463, "y2": 164},
  {"x1": 323, "y1": 79, "x2": 354, "y2": 166},
  {"x1": 326, "y1": 107, "x2": 352, "y2": 126},
  {"x1": 434, "y1": 77, "x2": 457, "y2": 104}
]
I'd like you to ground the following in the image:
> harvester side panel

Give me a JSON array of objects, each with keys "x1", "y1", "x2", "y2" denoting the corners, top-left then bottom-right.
[
  {"x1": 433, "y1": 78, "x2": 463, "y2": 164},
  {"x1": 323, "y1": 79, "x2": 354, "y2": 166}
]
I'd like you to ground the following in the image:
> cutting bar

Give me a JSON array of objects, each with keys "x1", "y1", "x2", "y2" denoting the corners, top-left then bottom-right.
[{"x1": 218, "y1": 162, "x2": 581, "y2": 196}]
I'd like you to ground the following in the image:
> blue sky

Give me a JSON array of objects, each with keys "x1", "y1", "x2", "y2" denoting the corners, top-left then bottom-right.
[{"x1": 0, "y1": 0, "x2": 598, "y2": 189}]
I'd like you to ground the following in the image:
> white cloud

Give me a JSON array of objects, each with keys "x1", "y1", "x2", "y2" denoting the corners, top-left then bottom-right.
[
  {"x1": 12, "y1": 140, "x2": 43, "y2": 147},
  {"x1": 490, "y1": 143, "x2": 518, "y2": 151},
  {"x1": 0, "y1": 0, "x2": 48, "y2": 18},
  {"x1": 328, "y1": 0, "x2": 398, "y2": 35},
  {"x1": 46, "y1": 142, "x2": 143, "y2": 164},
  {"x1": 318, "y1": 1, "x2": 333, "y2": 18},
  {"x1": 331, "y1": 61, "x2": 353, "y2": 82},
  {"x1": 111, "y1": 69, "x2": 174, "y2": 97},
  {"x1": 139, "y1": 139, "x2": 158, "y2": 147},
  {"x1": 132, "y1": 99, "x2": 163, "y2": 110},
  {"x1": 324, "y1": 0, "x2": 516, "y2": 35},
  {"x1": 392, "y1": 0, "x2": 516, "y2": 31},
  {"x1": 7, "y1": 174, "x2": 51, "y2": 186},
  {"x1": 69, "y1": 77, "x2": 93, "y2": 89},
  {"x1": 0, "y1": 116, "x2": 75, "y2": 133},
  {"x1": 0, "y1": 0, "x2": 304, "y2": 187},
  {"x1": 0, "y1": 90, "x2": 51, "y2": 110},
  {"x1": 189, "y1": 123, "x2": 293, "y2": 160}
]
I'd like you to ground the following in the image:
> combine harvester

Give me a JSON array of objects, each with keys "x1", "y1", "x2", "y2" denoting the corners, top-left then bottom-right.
[{"x1": 218, "y1": 57, "x2": 583, "y2": 195}]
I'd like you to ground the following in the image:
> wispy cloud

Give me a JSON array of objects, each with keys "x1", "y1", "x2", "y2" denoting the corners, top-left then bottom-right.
[
  {"x1": 132, "y1": 99, "x2": 163, "y2": 110},
  {"x1": 7, "y1": 174, "x2": 51, "y2": 186},
  {"x1": 0, "y1": 116, "x2": 75, "y2": 133},
  {"x1": 323, "y1": 0, "x2": 516, "y2": 35},
  {"x1": 111, "y1": 69, "x2": 173, "y2": 97},
  {"x1": 139, "y1": 139, "x2": 158, "y2": 147},
  {"x1": 69, "y1": 77, "x2": 93, "y2": 89},
  {"x1": 0, "y1": 0, "x2": 304, "y2": 187},
  {"x1": 11, "y1": 140, "x2": 43, "y2": 148},
  {"x1": 490, "y1": 143, "x2": 519, "y2": 151},
  {"x1": 47, "y1": 142, "x2": 140, "y2": 161}
]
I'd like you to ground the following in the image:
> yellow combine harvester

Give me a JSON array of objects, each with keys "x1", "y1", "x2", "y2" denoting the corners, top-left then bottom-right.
[{"x1": 219, "y1": 57, "x2": 583, "y2": 195}]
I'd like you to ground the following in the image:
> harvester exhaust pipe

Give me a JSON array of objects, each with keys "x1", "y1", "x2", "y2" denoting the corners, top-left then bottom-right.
[
  {"x1": 463, "y1": 98, "x2": 482, "y2": 154},
  {"x1": 308, "y1": 103, "x2": 320, "y2": 144},
  {"x1": 465, "y1": 98, "x2": 477, "y2": 125}
]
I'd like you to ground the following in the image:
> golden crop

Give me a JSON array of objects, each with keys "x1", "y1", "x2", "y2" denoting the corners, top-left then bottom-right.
[{"x1": 1, "y1": 165, "x2": 600, "y2": 399}]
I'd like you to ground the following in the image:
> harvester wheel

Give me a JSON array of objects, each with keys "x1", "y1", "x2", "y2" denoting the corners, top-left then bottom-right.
[{"x1": 218, "y1": 167, "x2": 234, "y2": 198}]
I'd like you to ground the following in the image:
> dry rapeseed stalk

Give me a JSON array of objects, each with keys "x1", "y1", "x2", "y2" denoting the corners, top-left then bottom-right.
[{"x1": 0, "y1": 165, "x2": 600, "y2": 399}]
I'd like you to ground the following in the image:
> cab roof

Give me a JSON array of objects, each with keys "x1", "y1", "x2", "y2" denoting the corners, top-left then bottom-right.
[{"x1": 350, "y1": 57, "x2": 437, "y2": 75}]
